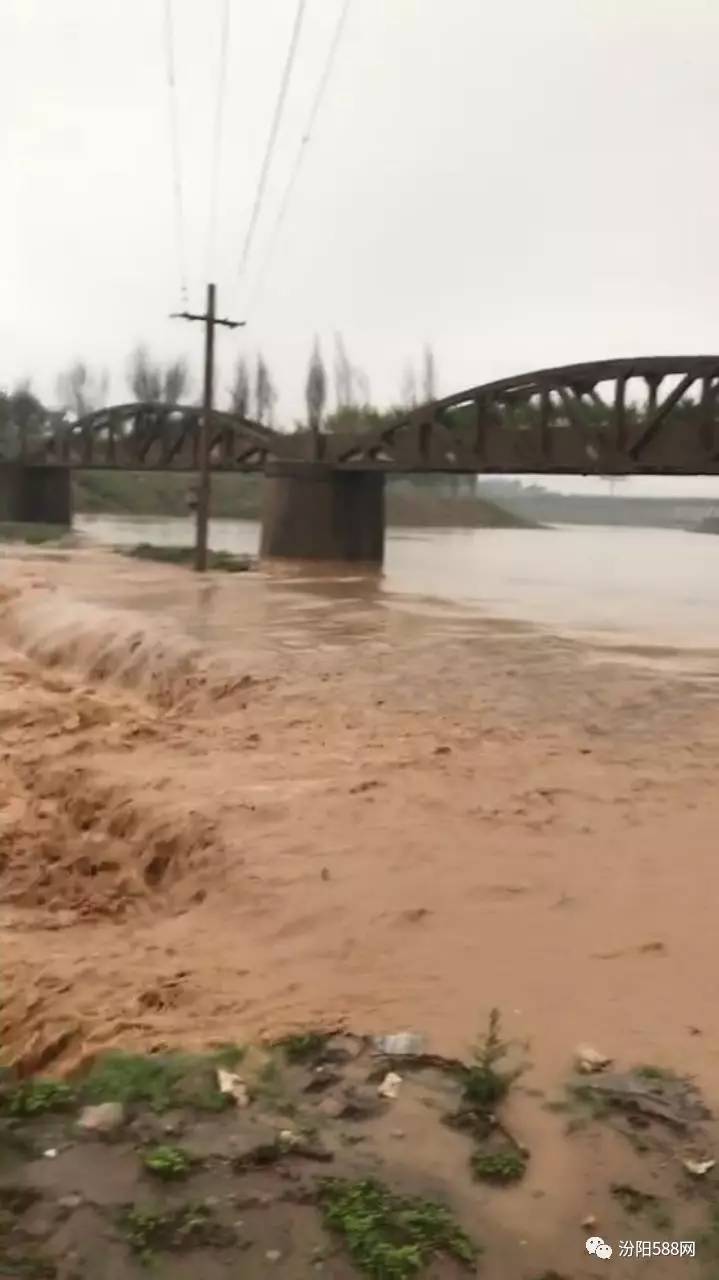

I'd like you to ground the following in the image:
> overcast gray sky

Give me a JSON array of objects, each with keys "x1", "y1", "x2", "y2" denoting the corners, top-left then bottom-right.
[{"x1": 3, "y1": 0, "x2": 719, "y2": 491}]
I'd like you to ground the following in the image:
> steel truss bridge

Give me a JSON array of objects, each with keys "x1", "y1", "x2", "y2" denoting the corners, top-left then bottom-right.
[{"x1": 21, "y1": 356, "x2": 719, "y2": 476}]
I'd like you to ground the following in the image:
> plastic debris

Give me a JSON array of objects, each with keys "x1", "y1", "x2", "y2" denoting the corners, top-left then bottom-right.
[
  {"x1": 575, "y1": 1045, "x2": 612, "y2": 1074},
  {"x1": 217, "y1": 1068, "x2": 250, "y2": 1108},
  {"x1": 683, "y1": 1157, "x2": 715, "y2": 1177},
  {"x1": 377, "y1": 1071, "x2": 403, "y2": 1099},
  {"x1": 373, "y1": 1032, "x2": 425, "y2": 1057},
  {"x1": 43, "y1": 1149, "x2": 58, "y2": 1159}
]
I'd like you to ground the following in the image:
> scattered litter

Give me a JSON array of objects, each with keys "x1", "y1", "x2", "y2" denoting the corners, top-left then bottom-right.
[
  {"x1": 279, "y1": 1130, "x2": 301, "y2": 1147},
  {"x1": 575, "y1": 1045, "x2": 612, "y2": 1074},
  {"x1": 373, "y1": 1032, "x2": 425, "y2": 1057},
  {"x1": 43, "y1": 1149, "x2": 58, "y2": 1159},
  {"x1": 683, "y1": 1157, "x2": 715, "y2": 1177},
  {"x1": 581, "y1": 1214, "x2": 598, "y2": 1229},
  {"x1": 377, "y1": 1071, "x2": 403, "y2": 1100},
  {"x1": 217, "y1": 1068, "x2": 250, "y2": 1107},
  {"x1": 266, "y1": 1250, "x2": 282, "y2": 1263}
]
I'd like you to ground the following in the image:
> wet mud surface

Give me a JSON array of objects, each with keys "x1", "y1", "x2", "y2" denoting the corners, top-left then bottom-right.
[{"x1": 2, "y1": 545, "x2": 719, "y2": 1275}]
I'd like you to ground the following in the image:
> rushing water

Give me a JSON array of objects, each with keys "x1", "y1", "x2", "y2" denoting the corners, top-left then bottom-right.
[{"x1": 74, "y1": 513, "x2": 719, "y2": 652}]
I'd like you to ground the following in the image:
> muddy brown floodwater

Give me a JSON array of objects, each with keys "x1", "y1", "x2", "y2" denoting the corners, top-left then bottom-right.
[{"x1": 3, "y1": 532, "x2": 719, "y2": 1274}]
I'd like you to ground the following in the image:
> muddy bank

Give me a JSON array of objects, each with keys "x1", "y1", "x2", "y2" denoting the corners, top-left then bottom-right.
[{"x1": 1, "y1": 1031, "x2": 717, "y2": 1278}]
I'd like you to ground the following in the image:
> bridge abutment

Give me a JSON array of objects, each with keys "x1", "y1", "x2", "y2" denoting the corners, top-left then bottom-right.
[
  {"x1": 0, "y1": 465, "x2": 73, "y2": 526},
  {"x1": 260, "y1": 462, "x2": 385, "y2": 563}
]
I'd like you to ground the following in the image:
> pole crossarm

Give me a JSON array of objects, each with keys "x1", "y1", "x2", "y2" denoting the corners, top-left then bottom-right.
[{"x1": 170, "y1": 311, "x2": 245, "y2": 330}]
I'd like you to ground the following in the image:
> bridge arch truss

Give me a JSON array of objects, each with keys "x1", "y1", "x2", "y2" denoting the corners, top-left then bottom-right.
[
  {"x1": 28, "y1": 402, "x2": 293, "y2": 472},
  {"x1": 322, "y1": 356, "x2": 719, "y2": 475}
]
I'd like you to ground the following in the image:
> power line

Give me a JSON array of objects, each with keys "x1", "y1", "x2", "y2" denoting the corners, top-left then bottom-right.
[
  {"x1": 247, "y1": 0, "x2": 353, "y2": 316},
  {"x1": 163, "y1": 0, "x2": 189, "y2": 306},
  {"x1": 205, "y1": 0, "x2": 231, "y2": 281},
  {"x1": 236, "y1": 0, "x2": 308, "y2": 289}
]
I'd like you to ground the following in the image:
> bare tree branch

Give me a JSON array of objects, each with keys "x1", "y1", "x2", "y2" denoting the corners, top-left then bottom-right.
[
  {"x1": 56, "y1": 361, "x2": 109, "y2": 418},
  {"x1": 229, "y1": 356, "x2": 251, "y2": 416},
  {"x1": 305, "y1": 338, "x2": 327, "y2": 431},
  {"x1": 422, "y1": 344, "x2": 437, "y2": 403},
  {"x1": 127, "y1": 346, "x2": 162, "y2": 402}
]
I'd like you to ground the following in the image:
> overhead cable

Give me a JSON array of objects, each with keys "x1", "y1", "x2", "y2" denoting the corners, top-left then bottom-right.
[
  {"x1": 206, "y1": 0, "x2": 232, "y2": 281},
  {"x1": 247, "y1": 0, "x2": 353, "y2": 315},
  {"x1": 236, "y1": 0, "x2": 308, "y2": 288},
  {"x1": 163, "y1": 0, "x2": 189, "y2": 305}
]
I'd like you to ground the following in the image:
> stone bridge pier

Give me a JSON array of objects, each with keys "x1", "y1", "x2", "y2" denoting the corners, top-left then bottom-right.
[
  {"x1": 0, "y1": 464, "x2": 73, "y2": 526},
  {"x1": 260, "y1": 461, "x2": 385, "y2": 564}
]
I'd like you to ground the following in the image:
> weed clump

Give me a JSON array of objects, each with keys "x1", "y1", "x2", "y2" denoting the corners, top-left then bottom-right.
[
  {"x1": 119, "y1": 1202, "x2": 234, "y2": 1262},
  {"x1": 471, "y1": 1147, "x2": 527, "y2": 1185},
  {"x1": 142, "y1": 1145, "x2": 194, "y2": 1181},
  {"x1": 318, "y1": 1176, "x2": 478, "y2": 1278},
  {"x1": 461, "y1": 1008, "x2": 524, "y2": 1111}
]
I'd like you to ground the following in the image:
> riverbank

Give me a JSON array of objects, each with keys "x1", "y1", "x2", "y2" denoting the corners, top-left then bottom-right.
[
  {"x1": 73, "y1": 471, "x2": 537, "y2": 529},
  {"x1": 1, "y1": 1030, "x2": 717, "y2": 1278},
  {"x1": 2, "y1": 544, "x2": 719, "y2": 1274}
]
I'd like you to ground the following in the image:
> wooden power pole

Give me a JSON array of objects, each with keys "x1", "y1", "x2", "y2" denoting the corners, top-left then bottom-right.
[{"x1": 171, "y1": 283, "x2": 244, "y2": 572}]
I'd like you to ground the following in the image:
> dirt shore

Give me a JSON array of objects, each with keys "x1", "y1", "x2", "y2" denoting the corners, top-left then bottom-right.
[{"x1": 2, "y1": 544, "x2": 719, "y2": 1275}]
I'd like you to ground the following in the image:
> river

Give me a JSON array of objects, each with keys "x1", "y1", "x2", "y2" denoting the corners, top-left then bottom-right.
[{"x1": 75, "y1": 513, "x2": 719, "y2": 653}]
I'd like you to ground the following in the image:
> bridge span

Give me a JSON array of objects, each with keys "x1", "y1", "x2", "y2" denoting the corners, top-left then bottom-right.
[{"x1": 3, "y1": 356, "x2": 719, "y2": 562}]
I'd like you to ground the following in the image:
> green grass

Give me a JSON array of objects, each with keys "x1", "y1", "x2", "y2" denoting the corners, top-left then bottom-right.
[
  {"x1": 0, "y1": 1045, "x2": 247, "y2": 1125},
  {"x1": 79, "y1": 1050, "x2": 234, "y2": 1113},
  {"x1": 318, "y1": 1177, "x2": 479, "y2": 1278},
  {"x1": 142, "y1": 1145, "x2": 194, "y2": 1181},
  {"x1": 0, "y1": 1080, "x2": 76, "y2": 1118},
  {"x1": 470, "y1": 1147, "x2": 527, "y2": 1185}
]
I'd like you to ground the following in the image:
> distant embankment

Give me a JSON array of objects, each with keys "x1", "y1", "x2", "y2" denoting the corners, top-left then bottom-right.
[{"x1": 73, "y1": 471, "x2": 537, "y2": 530}]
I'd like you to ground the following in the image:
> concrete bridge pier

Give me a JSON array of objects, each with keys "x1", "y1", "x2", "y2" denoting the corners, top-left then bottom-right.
[
  {"x1": 0, "y1": 464, "x2": 73, "y2": 526},
  {"x1": 260, "y1": 461, "x2": 385, "y2": 563}
]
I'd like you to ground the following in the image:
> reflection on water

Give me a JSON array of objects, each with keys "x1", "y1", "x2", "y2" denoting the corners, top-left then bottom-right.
[{"x1": 75, "y1": 513, "x2": 719, "y2": 652}]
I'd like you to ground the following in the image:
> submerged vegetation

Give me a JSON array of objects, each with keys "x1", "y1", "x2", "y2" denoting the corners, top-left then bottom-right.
[{"x1": 120, "y1": 543, "x2": 254, "y2": 572}]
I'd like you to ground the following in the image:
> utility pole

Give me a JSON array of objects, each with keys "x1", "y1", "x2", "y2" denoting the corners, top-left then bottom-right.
[{"x1": 171, "y1": 283, "x2": 244, "y2": 571}]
